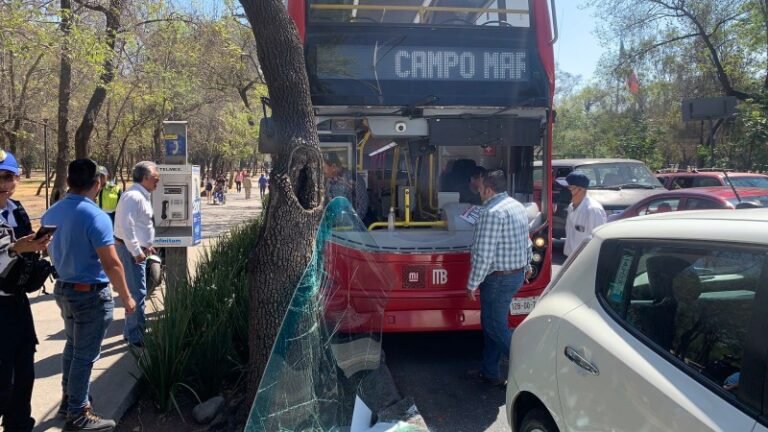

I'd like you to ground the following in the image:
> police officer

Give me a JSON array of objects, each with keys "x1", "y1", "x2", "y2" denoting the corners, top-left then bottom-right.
[
  {"x1": 0, "y1": 150, "x2": 52, "y2": 432},
  {"x1": 96, "y1": 166, "x2": 121, "y2": 224}
]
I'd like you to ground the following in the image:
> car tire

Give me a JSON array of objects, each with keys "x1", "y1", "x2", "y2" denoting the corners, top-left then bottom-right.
[{"x1": 520, "y1": 408, "x2": 558, "y2": 432}]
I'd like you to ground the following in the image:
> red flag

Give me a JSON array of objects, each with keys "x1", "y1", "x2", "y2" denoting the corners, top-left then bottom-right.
[{"x1": 627, "y1": 71, "x2": 640, "y2": 95}]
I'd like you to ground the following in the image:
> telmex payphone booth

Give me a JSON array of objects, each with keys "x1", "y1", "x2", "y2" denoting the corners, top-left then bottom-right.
[{"x1": 151, "y1": 164, "x2": 202, "y2": 247}]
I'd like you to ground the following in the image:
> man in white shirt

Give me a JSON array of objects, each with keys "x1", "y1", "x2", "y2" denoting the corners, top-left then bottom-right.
[
  {"x1": 562, "y1": 172, "x2": 607, "y2": 257},
  {"x1": 114, "y1": 161, "x2": 159, "y2": 347}
]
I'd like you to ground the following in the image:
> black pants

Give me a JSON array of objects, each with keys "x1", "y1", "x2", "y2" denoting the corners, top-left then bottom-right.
[
  {"x1": 235, "y1": 181, "x2": 242, "y2": 192},
  {"x1": 0, "y1": 297, "x2": 36, "y2": 432}
]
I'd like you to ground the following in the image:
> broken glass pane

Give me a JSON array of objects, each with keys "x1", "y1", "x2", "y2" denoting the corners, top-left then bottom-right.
[{"x1": 245, "y1": 197, "x2": 427, "y2": 431}]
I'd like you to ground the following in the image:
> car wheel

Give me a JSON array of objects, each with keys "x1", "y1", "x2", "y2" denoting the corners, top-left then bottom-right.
[{"x1": 520, "y1": 408, "x2": 558, "y2": 432}]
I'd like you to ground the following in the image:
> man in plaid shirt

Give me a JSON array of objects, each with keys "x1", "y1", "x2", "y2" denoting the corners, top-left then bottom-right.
[{"x1": 466, "y1": 170, "x2": 532, "y2": 386}]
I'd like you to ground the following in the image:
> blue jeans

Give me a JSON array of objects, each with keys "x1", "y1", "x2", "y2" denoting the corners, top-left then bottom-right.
[
  {"x1": 480, "y1": 271, "x2": 524, "y2": 381},
  {"x1": 54, "y1": 282, "x2": 114, "y2": 415},
  {"x1": 116, "y1": 242, "x2": 146, "y2": 344}
]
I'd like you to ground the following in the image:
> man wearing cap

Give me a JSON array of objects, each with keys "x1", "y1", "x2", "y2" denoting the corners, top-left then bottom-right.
[
  {"x1": 42, "y1": 159, "x2": 136, "y2": 431},
  {"x1": 0, "y1": 149, "x2": 52, "y2": 432},
  {"x1": 96, "y1": 166, "x2": 121, "y2": 224},
  {"x1": 562, "y1": 172, "x2": 607, "y2": 256}
]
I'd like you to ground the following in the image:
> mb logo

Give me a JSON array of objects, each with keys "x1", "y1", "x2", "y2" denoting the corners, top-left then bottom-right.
[{"x1": 432, "y1": 269, "x2": 448, "y2": 285}]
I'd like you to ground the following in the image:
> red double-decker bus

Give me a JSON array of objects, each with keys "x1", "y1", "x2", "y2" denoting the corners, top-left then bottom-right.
[{"x1": 287, "y1": 0, "x2": 557, "y2": 332}]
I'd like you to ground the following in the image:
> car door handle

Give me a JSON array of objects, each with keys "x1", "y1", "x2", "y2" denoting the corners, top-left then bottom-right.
[{"x1": 564, "y1": 346, "x2": 600, "y2": 376}]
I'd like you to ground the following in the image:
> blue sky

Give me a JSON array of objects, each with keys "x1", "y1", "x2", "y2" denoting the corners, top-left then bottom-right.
[{"x1": 554, "y1": 1, "x2": 604, "y2": 81}]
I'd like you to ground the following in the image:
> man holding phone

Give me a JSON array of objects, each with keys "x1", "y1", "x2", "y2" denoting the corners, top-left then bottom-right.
[
  {"x1": 0, "y1": 149, "x2": 52, "y2": 432},
  {"x1": 42, "y1": 159, "x2": 136, "y2": 431}
]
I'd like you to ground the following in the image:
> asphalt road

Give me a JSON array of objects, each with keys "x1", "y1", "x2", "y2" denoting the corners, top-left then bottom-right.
[{"x1": 384, "y1": 245, "x2": 567, "y2": 432}]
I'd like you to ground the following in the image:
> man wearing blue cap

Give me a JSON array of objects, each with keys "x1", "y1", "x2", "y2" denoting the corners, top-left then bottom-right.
[
  {"x1": 0, "y1": 149, "x2": 53, "y2": 432},
  {"x1": 562, "y1": 172, "x2": 606, "y2": 256}
]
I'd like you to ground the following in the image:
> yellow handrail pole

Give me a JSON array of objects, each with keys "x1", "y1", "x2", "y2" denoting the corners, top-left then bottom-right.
[
  {"x1": 428, "y1": 153, "x2": 437, "y2": 210},
  {"x1": 405, "y1": 188, "x2": 411, "y2": 225},
  {"x1": 356, "y1": 131, "x2": 371, "y2": 173},
  {"x1": 368, "y1": 221, "x2": 446, "y2": 231},
  {"x1": 390, "y1": 145, "x2": 399, "y2": 210}
]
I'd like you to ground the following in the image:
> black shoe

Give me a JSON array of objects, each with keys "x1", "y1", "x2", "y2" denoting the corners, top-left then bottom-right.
[
  {"x1": 467, "y1": 369, "x2": 507, "y2": 387},
  {"x1": 58, "y1": 395, "x2": 93, "y2": 418},
  {"x1": 64, "y1": 406, "x2": 115, "y2": 431}
]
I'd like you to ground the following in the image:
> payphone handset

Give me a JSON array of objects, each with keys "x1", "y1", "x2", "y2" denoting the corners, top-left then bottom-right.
[{"x1": 160, "y1": 185, "x2": 188, "y2": 221}]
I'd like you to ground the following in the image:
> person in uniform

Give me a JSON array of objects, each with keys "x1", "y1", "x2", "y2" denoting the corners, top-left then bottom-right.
[
  {"x1": 0, "y1": 150, "x2": 53, "y2": 432},
  {"x1": 96, "y1": 166, "x2": 121, "y2": 225},
  {"x1": 561, "y1": 172, "x2": 607, "y2": 256}
]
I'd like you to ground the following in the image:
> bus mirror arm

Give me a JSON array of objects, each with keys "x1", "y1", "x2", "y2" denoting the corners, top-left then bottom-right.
[{"x1": 550, "y1": 0, "x2": 559, "y2": 44}]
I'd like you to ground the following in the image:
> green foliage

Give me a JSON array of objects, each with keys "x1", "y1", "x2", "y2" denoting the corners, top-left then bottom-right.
[{"x1": 135, "y1": 217, "x2": 261, "y2": 411}]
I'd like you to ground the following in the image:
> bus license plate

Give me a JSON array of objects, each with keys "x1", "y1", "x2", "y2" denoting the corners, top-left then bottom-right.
[{"x1": 510, "y1": 297, "x2": 537, "y2": 315}]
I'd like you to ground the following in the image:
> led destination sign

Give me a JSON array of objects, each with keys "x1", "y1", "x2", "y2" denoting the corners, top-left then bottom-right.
[{"x1": 316, "y1": 45, "x2": 528, "y2": 82}]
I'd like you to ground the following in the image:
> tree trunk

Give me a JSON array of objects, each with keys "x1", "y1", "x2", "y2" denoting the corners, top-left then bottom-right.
[
  {"x1": 74, "y1": 0, "x2": 121, "y2": 158},
  {"x1": 152, "y1": 122, "x2": 163, "y2": 162},
  {"x1": 238, "y1": 0, "x2": 325, "y2": 402},
  {"x1": 53, "y1": 0, "x2": 73, "y2": 204}
]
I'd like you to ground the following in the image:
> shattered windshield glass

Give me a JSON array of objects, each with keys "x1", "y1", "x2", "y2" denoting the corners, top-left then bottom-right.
[{"x1": 245, "y1": 197, "x2": 428, "y2": 431}]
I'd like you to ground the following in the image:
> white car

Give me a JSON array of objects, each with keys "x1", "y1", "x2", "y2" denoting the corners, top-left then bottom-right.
[{"x1": 506, "y1": 209, "x2": 768, "y2": 432}]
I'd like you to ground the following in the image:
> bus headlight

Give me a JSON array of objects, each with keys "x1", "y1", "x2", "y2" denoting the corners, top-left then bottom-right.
[
  {"x1": 533, "y1": 236, "x2": 546, "y2": 249},
  {"x1": 532, "y1": 252, "x2": 543, "y2": 263}
]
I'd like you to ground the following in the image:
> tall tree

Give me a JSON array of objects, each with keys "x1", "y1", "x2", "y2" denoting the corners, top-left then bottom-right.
[
  {"x1": 53, "y1": 0, "x2": 73, "y2": 203},
  {"x1": 72, "y1": 0, "x2": 123, "y2": 159},
  {"x1": 238, "y1": 0, "x2": 325, "y2": 398}
]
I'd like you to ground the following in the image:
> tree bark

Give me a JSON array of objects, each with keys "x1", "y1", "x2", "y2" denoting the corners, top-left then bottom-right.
[
  {"x1": 74, "y1": 0, "x2": 122, "y2": 158},
  {"x1": 238, "y1": 0, "x2": 325, "y2": 402},
  {"x1": 53, "y1": 0, "x2": 73, "y2": 204}
]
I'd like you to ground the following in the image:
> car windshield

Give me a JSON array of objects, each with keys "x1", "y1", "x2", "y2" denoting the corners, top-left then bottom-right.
[
  {"x1": 729, "y1": 176, "x2": 768, "y2": 188},
  {"x1": 726, "y1": 195, "x2": 768, "y2": 207},
  {"x1": 575, "y1": 163, "x2": 661, "y2": 189}
]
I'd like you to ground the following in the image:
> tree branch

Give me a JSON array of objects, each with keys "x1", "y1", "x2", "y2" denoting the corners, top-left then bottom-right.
[{"x1": 71, "y1": 0, "x2": 107, "y2": 14}]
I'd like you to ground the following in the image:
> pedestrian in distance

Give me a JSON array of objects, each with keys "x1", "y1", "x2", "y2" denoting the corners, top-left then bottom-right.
[
  {"x1": 465, "y1": 170, "x2": 532, "y2": 388},
  {"x1": 0, "y1": 149, "x2": 53, "y2": 432},
  {"x1": 235, "y1": 170, "x2": 243, "y2": 193},
  {"x1": 258, "y1": 174, "x2": 268, "y2": 200},
  {"x1": 560, "y1": 172, "x2": 607, "y2": 257},
  {"x1": 205, "y1": 175, "x2": 214, "y2": 205},
  {"x1": 42, "y1": 158, "x2": 136, "y2": 431},
  {"x1": 96, "y1": 166, "x2": 121, "y2": 225},
  {"x1": 243, "y1": 170, "x2": 252, "y2": 199},
  {"x1": 114, "y1": 161, "x2": 159, "y2": 349}
]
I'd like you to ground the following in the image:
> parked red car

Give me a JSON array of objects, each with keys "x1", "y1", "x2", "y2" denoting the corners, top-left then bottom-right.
[
  {"x1": 608, "y1": 187, "x2": 768, "y2": 221},
  {"x1": 656, "y1": 170, "x2": 768, "y2": 190}
]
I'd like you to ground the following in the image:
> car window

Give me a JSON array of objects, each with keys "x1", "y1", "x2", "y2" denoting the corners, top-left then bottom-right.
[
  {"x1": 684, "y1": 198, "x2": 722, "y2": 210},
  {"x1": 693, "y1": 177, "x2": 723, "y2": 187},
  {"x1": 555, "y1": 167, "x2": 571, "y2": 178},
  {"x1": 672, "y1": 177, "x2": 695, "y2": 189},
  {"x1": 730, "y1": 176, "x2": 768, "y2": 188},
  {"x1": 597, "y1": 241, "x2": 767, "y2": 413},
  {"x1": 637, "y1": 198, "x2": 680, "y2": 215}
]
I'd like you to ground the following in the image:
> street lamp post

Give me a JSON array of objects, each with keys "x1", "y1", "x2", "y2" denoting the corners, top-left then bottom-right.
[{"x1": 43, "y1": 119, "x2": 49, "y2": 209}]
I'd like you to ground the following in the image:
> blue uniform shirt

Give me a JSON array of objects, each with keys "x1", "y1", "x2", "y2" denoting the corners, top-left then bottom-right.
[{"x1": 42, "y1": 194, "x2": 114, "y2": 284}]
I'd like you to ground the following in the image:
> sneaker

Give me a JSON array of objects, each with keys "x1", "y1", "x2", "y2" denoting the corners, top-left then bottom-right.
[
  {"x1": 58, "y1": 395, "x2": 93, "y2": 418},
  {"x1": 64, "y1": 406, "x2": 115, "y2": 431}
]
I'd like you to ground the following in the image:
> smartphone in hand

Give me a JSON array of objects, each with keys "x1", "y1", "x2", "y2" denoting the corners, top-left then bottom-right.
[{"x1": 34, "y1": 225, "x2": 57, "y2": 240}]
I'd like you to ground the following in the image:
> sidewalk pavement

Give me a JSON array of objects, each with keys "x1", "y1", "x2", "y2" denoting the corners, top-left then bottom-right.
[{"x1": 30, "y1": 188, "x2": 264, "y2": 431}]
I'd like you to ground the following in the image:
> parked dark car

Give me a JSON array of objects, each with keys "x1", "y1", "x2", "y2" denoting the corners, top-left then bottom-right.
[
  {"x1": 534, "y1": 158, "x2": 666, "y2": 238},
  {"x1": 608, "y1": 187, "x2": 768, "y2": 221},
  {"x1": 656, "y1": 170, "x2": 768, "y2": 190}
]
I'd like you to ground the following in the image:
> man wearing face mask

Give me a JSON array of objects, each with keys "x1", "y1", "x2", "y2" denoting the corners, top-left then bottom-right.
[
  {"x1": 0, "y1": 149, "x2": 52, "y2": 432},
  {"x1": 561, "y1": 172, "x2": 606, "y2": 257}
]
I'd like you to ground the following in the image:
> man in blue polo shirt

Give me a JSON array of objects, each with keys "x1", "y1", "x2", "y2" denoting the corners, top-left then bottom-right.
[{"x1": 42, "y1": 159, "x2": 135, "y2": 432}]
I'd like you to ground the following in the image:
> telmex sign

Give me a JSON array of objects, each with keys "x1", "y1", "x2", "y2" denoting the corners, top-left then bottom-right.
[
  {"x1": 394, "y1": 50, "x2": 526, "y2": 80},
  {"x1": 316, "y1": 45, "x2": 529, "y2": 82}
]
